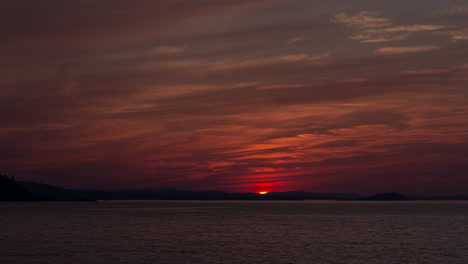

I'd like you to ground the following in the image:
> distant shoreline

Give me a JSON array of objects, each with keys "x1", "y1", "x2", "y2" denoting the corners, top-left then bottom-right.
[{"x1": 2, "y1": 178, "x2": 468, "y2": 202}]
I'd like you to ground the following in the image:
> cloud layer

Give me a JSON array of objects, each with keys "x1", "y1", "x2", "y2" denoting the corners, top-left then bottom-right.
[{"x1": 1, "y1": 0, "x2": 468, "y2": 195}]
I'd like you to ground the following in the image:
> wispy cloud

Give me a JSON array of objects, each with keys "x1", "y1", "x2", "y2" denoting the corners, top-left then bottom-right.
[
  {"x1": 194, "y1": 53, "x2": 331, "y2": 73},
  {"x1": 152, "y1": 46, "x2": 187, "y2": 55},
  {"x1": 375, "y1": 46, "x2": 442, "y2": 55},
  {"x1": 331, "y1": 11, "x2": 391, "y2": 28},
  {"x1": 442, "y1": 5, "x2": 468, "y2": 15},
  {"x1": 286, "y1": 36, "x2": 305, "y2": 46},
  {"x1": 437, "y1": 28, "x2": 468, "y2": 41},
  {"x1": 332, "y1": 11, "x2": 453, "y2": 43},
  {"x1": 402, "y1": 69, "x2": 449, "y2": 75}
]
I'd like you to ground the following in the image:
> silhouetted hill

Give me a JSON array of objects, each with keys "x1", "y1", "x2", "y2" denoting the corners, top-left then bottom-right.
[
  {"x1": 18, "y1": 183, "x2": 362, "y2": 201},
  {"x1": 7, "y1": 179, "x2": 468, "y2": 201},
  {"x1": 75, "y1": 189, "x2": 362, "y2": 201},
  {"x1": 262, "y1": 191, "x2": 361, "y2": 200},
  {"x1": 20, "y1": 181, "x2": 95, "y2": 201},
  {"x1": 414, "y1": 194, "x2": 468, "y2": 200},
  {"x1": 365, "y1": 193, "x2": 412, "y2": 201},
  {"x1": 83, "y1": 188, "x2": 233, "y2": 200},
  {"x1": 0, "y1": 175, "x2": 45, "y2": 201},
  {"x1": 339, "y1": 192, "x2": 412, "y2": 201}
]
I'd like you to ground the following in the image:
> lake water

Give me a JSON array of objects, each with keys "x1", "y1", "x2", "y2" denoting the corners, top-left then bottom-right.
[{"x1": 1, "y1": 201, "x2": 467, "y2": 264}]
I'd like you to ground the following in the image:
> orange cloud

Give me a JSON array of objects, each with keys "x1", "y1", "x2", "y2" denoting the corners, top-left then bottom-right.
[{"x1": 375, "y1": 46, "x2": 442, "y2": 55}]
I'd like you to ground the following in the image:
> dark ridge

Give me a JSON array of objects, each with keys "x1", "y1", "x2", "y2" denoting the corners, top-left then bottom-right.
[
  {"x1": 339, "y1": 192, "x2": 412, "y2": 201},
  {"x1": 0, "y1": 175, "x2": 45, "y2": 201},
  {"x1": 363, "y1": 192, "x2": 412, "y2": 201},
  {"x1": 6, "y1": 178, "x2": 468, "y2": 201},
  {"x1": 415, "y1": 194, "x2": 468, "y2": 200},
  {"x1": 20, "y1": 181, "x2": 95, "y2": 201},
  {"x1": 20, "y1": 183, "x2": 362, "y2": 201}
]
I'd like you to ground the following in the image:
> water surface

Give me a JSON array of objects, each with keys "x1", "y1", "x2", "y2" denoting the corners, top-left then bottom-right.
[{"x1": 1, "y1": 200, "x2": 467, "y2": 263}]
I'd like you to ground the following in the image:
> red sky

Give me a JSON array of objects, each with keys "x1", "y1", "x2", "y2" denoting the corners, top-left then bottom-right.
[{"x1": 1, "y1": 0, "x2": 468, "y2": 195}]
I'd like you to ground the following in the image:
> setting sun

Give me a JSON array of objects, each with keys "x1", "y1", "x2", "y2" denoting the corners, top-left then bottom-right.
[{"x1": 258, "y1": 191, "x2": 268, "y2": 195}]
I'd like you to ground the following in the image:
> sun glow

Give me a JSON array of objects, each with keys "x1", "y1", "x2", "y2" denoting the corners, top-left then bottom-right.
[{"x1": 258, "y1": 191, "x2": 268, "y2": 195}]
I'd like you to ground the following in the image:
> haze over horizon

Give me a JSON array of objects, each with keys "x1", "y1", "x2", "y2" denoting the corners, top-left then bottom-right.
[{"x1": 1, "y1": 0, "x2": 468, "y2": 196}]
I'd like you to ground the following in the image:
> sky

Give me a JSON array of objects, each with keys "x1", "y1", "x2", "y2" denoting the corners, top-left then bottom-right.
[{"x1": 1, "y1": 0, "x2": 468, "y2": 195}]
